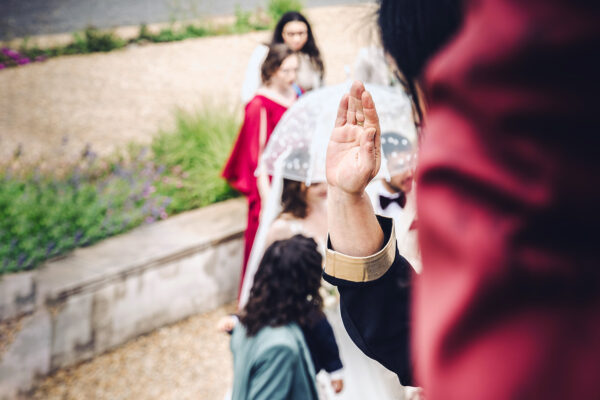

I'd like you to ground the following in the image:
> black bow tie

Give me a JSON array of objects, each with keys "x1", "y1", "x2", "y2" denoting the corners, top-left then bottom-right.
[{"x1": 379, "y1": 192, "x2": 406, "y2": 210}]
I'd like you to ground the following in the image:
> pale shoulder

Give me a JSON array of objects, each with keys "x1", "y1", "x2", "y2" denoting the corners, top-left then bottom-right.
[{"x1": 265, "y1": 216, "x2": 297, "y2": 245}]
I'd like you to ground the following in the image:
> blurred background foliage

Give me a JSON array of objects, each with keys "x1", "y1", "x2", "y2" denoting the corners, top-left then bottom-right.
[{"x1": 1, "y1": 106, "x2": 240, "y2": 275}]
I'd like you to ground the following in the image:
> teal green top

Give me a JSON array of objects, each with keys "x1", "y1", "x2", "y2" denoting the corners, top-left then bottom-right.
[{"x1": 230, "y1": 323, "x2": 318, "y2": 400}]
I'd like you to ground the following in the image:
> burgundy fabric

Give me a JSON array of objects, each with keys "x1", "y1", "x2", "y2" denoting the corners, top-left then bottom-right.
[
  {"x1": 415, "y1": 0, "x2": 600, "y2": 399},
  {"x1": 222, "y1": 95, "x2": 289, "y2": 295}
]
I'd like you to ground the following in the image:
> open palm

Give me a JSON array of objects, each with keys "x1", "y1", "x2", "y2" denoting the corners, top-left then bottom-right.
[{"x1": 326, "y1": 81, "x2": 381, "y2": 195}]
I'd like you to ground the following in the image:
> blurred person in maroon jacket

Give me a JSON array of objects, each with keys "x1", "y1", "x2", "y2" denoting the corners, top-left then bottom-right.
[{"x1": 322, "y1": 0, "x2": 600, "y2": 399}]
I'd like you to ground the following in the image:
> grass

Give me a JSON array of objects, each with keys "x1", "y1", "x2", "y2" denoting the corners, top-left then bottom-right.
[
  {"x1": 151, "y1": 107, "x2": 240, "y2": 214},
  {"x1": 0, "y1": 106, "x2": 240, "y2": 275}
]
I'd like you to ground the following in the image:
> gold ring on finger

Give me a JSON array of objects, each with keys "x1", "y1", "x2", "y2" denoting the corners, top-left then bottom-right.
[{"x1": 356, "y1": 121, "x2": 364, "y2": 127}]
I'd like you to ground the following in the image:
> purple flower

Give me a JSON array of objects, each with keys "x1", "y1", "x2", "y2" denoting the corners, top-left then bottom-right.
[
  {"x1": 17, "y1": 57, "x2": 30, "y2": 65},
  {"x1": 45, "y1": 242, "x2": 56, "y2": 256},
  {"x1": 0, "y1": 63, "x2": 5, "y2": 70},
  {"x1": 17, "y1": 253, "x2": 27, "y2": 267},
  {"x1": 2, "y1": 48, "x2": 21, "y2": 59}
]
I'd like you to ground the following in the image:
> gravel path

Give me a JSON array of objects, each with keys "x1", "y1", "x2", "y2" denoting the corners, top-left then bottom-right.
[
  {"x1": 32, "y1": 302, "x2": 237, "y2": 400},
  {"x1": 0, "y1": 4, "x2": 378, "y2": 165}
]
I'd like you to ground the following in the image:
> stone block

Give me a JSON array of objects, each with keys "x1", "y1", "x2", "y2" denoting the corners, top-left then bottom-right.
[
  {"x1": 0, "y1": 272, "x2": 36, "y2": 322},
  {"x1": 0, "y1": 310, "x2": 51, "y2": 399},
  {"x1": 50, "y1": 292, "x2": 94, "y2": 369}
]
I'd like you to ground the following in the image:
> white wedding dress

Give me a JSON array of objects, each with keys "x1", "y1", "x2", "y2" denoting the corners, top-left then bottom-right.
[
  {"x1": 239, "y1": 189, "x2": 406, "y2": 399},
  {"x1": 323, "y1": 299, "x2": 405, "y2": 400}
]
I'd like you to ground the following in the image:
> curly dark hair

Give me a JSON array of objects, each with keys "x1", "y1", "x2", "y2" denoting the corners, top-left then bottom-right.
[
  {"x1": 281, "y1": 179, "x2": 308, "y2": 219},
  {"x1": 272, "y1": 11, "x2": 325, "y2": 80},
  {"x1": 261, "y1": 43, "x2": 296, "y2": 84},
  {"x1": 239, "y1": 235, "x2": 324, "y2": 336}
]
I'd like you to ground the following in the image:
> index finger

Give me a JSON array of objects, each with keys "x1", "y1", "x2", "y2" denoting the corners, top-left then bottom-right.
[
  {"x1": 347, "y1": 81, "x2": 365, "y2": 125},
  {"x1": 349, "y1": 81, "x2": 365, "y2": 125}
]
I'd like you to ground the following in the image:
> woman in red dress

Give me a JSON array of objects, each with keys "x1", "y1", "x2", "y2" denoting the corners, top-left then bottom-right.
[{"x1": 223, "y1": 44, "x2": 300, "y2": 295}]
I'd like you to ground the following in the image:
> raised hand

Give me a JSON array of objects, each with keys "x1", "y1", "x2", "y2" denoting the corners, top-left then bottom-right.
[
  {"x1": 326, "y1": 81, "x2": 384, "y2": 257},
  {"x1": 326, "y1": 81, "x2": 381, "y2": 195}
]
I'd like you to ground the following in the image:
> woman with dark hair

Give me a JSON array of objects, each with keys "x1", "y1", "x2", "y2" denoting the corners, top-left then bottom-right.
[
  {"x1": 228, "y1": 235, "x2": 328, "y2": 400},
  {"x1": 238, "y1": 147, "x2": 329, "y2": 308},
  {"x1": 241, "y1": 11, "x2": 324, "y2": 103},
  {"x1": 224, "y1": 183, "x2": 344, "y2": 398},
  {"x1": 237, "y1": 160, "x2": 405, "y2": 398},
  {"x1": 271, "y1": 11, "x2": 324, "y2": 90},
  {"x1": 223, "y1": 43, "x2": 300, "y2": 297}
]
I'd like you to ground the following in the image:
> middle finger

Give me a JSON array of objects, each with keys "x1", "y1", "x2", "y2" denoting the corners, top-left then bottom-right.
[{"x1": 347, "y1": 81, "x2": 365, "y2": 126}]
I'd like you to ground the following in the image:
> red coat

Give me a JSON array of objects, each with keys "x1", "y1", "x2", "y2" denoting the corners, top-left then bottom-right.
[
  {"x1": 222, "y1": 95, "x2": 289, "y2": 294},
  {"x1": 415, "y1": 0, "x2": 600, "y2": 398}
]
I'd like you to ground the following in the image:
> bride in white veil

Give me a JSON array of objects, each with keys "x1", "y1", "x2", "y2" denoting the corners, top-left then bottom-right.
[
  {"x1": 239, "y1": 149, "x2": 405, "y2": 400},
  {"x1": 238, "y1": 83, "x2": 418, "y2": 400}
]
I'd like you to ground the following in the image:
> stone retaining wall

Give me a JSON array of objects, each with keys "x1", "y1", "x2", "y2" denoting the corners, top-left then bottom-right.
[{"x1": 0, "y1": 198, "x2": 246, "y2": 399}]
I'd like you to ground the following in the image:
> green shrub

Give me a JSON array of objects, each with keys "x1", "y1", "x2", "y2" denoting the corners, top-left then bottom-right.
[
  {"x1": 72, "y1": 27, "x2": 126, "y2": 52},
  {"x1": 0, "y1": 150, "x2": 170, "y2": 274},
  {"x1": 233, "y1": 6, "x2": 254, "y2": 33},
  {"x1": 267, "y1": 0, "x2": 304, "y2": 24},
  {"x1": 152, "y1": 107, "x2": 240, "y2": 214}
]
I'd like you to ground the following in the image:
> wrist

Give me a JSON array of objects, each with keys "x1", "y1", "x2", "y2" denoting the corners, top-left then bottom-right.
[{"x1": 327, "y1": 185, "x2": 366, "y2": 205}]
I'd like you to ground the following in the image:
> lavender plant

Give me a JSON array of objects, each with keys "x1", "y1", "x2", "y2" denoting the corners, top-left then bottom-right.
[
  {"x1": 0, "y1": 145, "x2": 170, "y2": 274},
  {"x1": 0, "y1": 105, "x2": 240, "y2": 275}
]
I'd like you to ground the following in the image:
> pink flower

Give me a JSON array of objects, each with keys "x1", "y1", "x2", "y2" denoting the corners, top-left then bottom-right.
[
  {"x1": 2, "y1": 48, "x2": 20, "y2": 59},
  {"x1": 160, "y1": 211, "x2": 168, "y2": 220},
  {"x1": 35, "y1": 55, "x2": 46, "y2": 62},
  {"x1": 17, "y1": 58, "x2": 30, "y2": 65},
  {"x1": 0, "y1": 64, "x2": 5, "y2": 70}
]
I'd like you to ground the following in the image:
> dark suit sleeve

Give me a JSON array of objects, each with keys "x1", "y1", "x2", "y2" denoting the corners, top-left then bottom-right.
[
  {"x1": 323, "y1": 216, "x2": 413, "y2": 385},
  {"x1": 312, "y1": 316, "x2": 344, "y2": 373}
]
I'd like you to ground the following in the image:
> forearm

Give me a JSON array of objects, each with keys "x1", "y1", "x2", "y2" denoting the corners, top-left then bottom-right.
[
  {"x1": 327, "y1": 186, "x2": 383, "y2": 256},
  {"x1": 256, "y1": 167, "x2": 270, "y2": 204}
]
